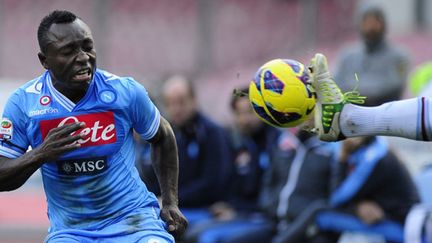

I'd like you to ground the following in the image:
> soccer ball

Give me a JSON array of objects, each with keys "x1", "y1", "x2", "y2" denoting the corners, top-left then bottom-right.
[{"x1": 248, "y1": 59, "x2": 316, "y2": 128}]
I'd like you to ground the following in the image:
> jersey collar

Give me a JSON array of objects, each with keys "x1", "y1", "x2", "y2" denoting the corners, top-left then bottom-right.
[{"x1": 45, "y1": 72, "x2": 76, "y2": 112}]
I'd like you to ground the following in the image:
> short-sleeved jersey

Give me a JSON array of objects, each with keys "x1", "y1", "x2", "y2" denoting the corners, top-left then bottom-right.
[{"x1": 0, "y1": 69, "x2": 161, "y2": 233}]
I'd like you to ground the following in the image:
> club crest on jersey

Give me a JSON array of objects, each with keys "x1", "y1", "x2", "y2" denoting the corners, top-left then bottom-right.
[
  {"x1": 99, "y1": 90, "x2": 116, "y2": 104},
  {"x1": 39, "y1": 111, "x2": 117, "y2": 148},
  {"x1": 40, "y1": 95, "x2": 51, "y2": 106},
  {"x1": 0, "y1": 118, "x2": 13, "y2": 141}
]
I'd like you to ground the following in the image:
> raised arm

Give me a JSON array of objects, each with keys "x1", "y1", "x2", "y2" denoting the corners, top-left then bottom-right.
[
  {"x1": 148, "y1": 116, "x2": 187, "y2": 239},
  {"x1": 0, "y1": 122, "x2": 84, "y2": 191}
]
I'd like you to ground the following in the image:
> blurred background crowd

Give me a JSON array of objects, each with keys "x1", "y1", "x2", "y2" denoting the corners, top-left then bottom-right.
[{"x1": 1, "y1": 0, "x2": 432, "y2": 242}]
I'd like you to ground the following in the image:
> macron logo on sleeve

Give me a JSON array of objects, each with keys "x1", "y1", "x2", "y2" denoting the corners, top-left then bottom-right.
[{"x1": 39, "y1": 111, "x2": 117, "y2": 148}]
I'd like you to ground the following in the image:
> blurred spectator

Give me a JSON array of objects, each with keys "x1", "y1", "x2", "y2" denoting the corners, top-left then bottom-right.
[
  {"x1": 265, "y1": 128, "x2": 337, "y2": 243},
  {"x1": 187, "y1": 108, "x2": 338, "y2": 243},
  {"x1": 316, "y1": 137, "x2": 420, "y2": 243},
  {"x1": 138, "y1": 75, "x2": 231, "y2": 226},
  {"x1": 334, "y1": 5, "x2": 410, "y2": 106},
  {"x1": 184, "y1": 87, "x2": 281, "y2": 243}
]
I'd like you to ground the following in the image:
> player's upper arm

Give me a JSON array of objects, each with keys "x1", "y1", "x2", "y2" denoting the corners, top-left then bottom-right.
[
  {"x1": 147, "y1": 116, "x2": 173, "y2": 145},
  {"x1": 128, "y1": 79, "x2": 161, "y2": 141},
  {"x1": 0, "y1": 155, "x2": 10, "y2": 163}
]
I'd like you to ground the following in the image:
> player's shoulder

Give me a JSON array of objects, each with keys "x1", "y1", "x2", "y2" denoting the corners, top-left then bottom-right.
[
  {"x1": 7, "y1": 73, "x2": 47, "y2": 102},
  {"x1": 94, "y1": 69, "x2": 149, "y2": 102},
  {"x1": 94, "y1": 69, "x2": 142, "y2": 89}
]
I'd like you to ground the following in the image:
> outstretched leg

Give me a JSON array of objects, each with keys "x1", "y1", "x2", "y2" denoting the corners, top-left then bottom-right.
[
  {"x1": 310, "y1": 53, "x2": 431, "y2": 142},
  {"x1": 340, "y1": 98, "x2": 429, "y2": 140}
]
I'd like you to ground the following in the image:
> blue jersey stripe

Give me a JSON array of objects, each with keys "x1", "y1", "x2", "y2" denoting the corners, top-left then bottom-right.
[
  {"x1": 140, "y1": 109, "x2": 161, "y2": 140},
  {"x1": 330, "y1": 138, "x2": 388, "y2": 207},
  {"x1": 0, "y1": 145, "x2": 22, "y2": 158}
]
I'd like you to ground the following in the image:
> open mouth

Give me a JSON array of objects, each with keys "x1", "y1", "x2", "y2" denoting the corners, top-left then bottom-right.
[{"x1": 73, "y1": 68, "x2": 92, "y2": 82}]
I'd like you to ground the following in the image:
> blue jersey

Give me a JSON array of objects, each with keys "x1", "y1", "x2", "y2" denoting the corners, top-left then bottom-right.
[{"x1": 0, "y1": 69, "x2": 161, "y2": 234}]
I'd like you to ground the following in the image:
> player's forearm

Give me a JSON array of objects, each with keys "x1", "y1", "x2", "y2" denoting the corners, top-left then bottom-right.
[
  {"x1": 0, "y1": 149, "x2": 45, "y2": 191},
  {"x1": 151, "y1": 119, "x2": 179, "y2": 206}
]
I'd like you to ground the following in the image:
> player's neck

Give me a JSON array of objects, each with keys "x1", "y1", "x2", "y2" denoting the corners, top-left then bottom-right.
[{"x1": 52, "y1": 80, "x2": 89, "y2": 104}]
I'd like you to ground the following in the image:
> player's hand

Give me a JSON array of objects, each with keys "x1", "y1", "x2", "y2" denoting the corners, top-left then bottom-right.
[
  {"x1": 33, "y1": 122, "x2": 85, "y2": 162},
  {"x1": 209, "y1": 201, "x2": 236, "y2": 221},
  {"x1": 160, "y1": 204, "x2": 188, "y2": 240},
  {"x1": 355, "y1": 200, "x2": 384, "y2": 224},
  {"x1": 339, "y1": 137, "x2": 366, "y2": 163}
]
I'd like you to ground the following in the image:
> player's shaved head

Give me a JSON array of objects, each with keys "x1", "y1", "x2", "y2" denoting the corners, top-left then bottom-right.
[
  {"x1": 37, "y1": 11, "x2": 96, "y2": 101},
  {"x1": 38, "y1": 10, "x2": 78, "y2": 53}
]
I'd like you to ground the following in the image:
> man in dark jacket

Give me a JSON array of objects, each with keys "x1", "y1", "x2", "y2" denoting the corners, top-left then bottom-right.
[
  {"x1": 183, "y1": 87, "x2": 280, "y2": 243},
  {"x1": 316, "y1": 136, "x2": 420, "y2": 243},
  {"x1": 138, "y1": 75, "x2": 231, "y2": 227},
  {"x1": 265, "y1": 129, "x2": 338, "y2": 243},
  {"x1": 334, "y1": 5, "x2": 409, "y2": 106},
  {"x1": 188, "y1": 116, "x2": 337, "y2": 243}
]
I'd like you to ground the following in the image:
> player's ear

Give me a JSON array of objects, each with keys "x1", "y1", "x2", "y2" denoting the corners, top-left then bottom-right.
[{"x1": 38, "y1": 52, "x2": 49, "y2": 69}]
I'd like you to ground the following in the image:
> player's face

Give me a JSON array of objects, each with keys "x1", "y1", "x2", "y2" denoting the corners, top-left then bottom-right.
[
  {"x1": 39, "y1": 19, "x2": 96, "y2": 92},
  {"x1": 360, "y1": 15, "x2": 385, "y2": 46},
  {"x1": 233, "y1": 97, "x2": 262, "y2": 135},
  {"x1": 163, "y1": 87, "x2": 197, "y2": 127}
]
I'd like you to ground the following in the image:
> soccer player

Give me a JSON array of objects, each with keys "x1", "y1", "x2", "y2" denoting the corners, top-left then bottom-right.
[
  {"x1": 0, "y1": 10, "x2": 187, "y2": 242},
  {"x1": 316, "y1": 136, "x2": 419, "y2": 243},
  {"x1": 310, "y1": 53, "x2": 430, "y2": 143}
]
